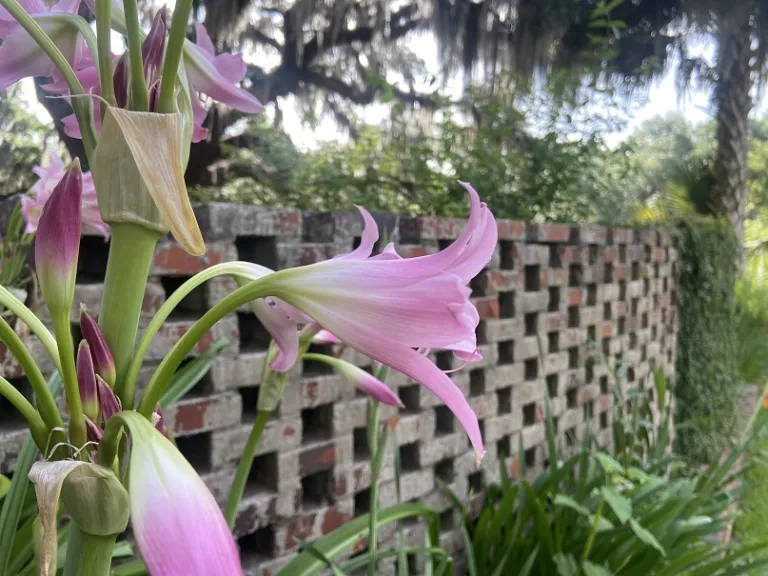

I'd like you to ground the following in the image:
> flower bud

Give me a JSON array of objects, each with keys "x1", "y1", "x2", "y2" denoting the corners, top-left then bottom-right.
[
  {"x1": 80, "y1": 305, "x2": 116, "y2": 387},
  {"x1": 143, "y1": 7, "x2": 167, "y2": 111},
  {"x1": 35, "y1": 160, "x2": 82, "y2": 319},
  {"x1": 77, "y1": 340, "x2": 99, "y2": 421},
  {"x1": 97, "y1": 376, "x2": 120, "y2": 422},
  {"x1": 85, "y1": 416, "x2": 103, "y2": 444}
]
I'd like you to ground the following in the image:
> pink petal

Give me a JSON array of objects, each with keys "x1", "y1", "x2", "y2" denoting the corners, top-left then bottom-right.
[
  {"x1": 212, "y1": 53, "x2": 246, "y2": 84},
  {"x1": 61, "y1": 113, "x2": 81, "y2": 138},
  {"x1": 0, "y1": 14, "x2": 83, "y2": 91},
  {"x1": 330, "y1": 357, "x2": 403, "y2": 407},
  {"x1": 312, "y1": 329, "x2": 341, "y2": 345},
  {"x1": 183, "y1": 41, "x2": 263, "y2": 114},
  {"x1": 193, "y1": 22, "x2": 215, "y2": 59},
  {"x1": 190, "y1": 93, "x2": 209, "y2": 142},
  {"x1": 371, "y1": 242, "x2": 401, "y2": 261},
  {"x1": 0, "y1": 0, "x2": 45, "y2": 37},
  {"x1": 250, "y1": 298, "x2": 299, "y2": 372},
  {"x1": 127, "y1": 416, "x2": 242, "y2": 576},
  {"x1": 334, "y1": 207, "x2": 378, "y2": 261}
]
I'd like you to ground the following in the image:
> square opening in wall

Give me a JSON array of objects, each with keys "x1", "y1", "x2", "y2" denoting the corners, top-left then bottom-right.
[
  {"x1": 303, "y1": 343, "x2": 335, "y2": 376},
  {"x1": 603, "y1": 263, "x2": 613, "y2": 283},
  {"x1": 435, "y1": 458, "x2": 455, "y2": 485},
  {"x1": 566, "y1": 387, "x2": 578, "y2": 409},
  {"x1": 523, "y1": 402, "x2": 537, "y2": 426},
  {"x1": 654, "y1": 262, "x2": 660, "y2": 278},
  {"x1": 619, "y1": 244, "x2": 627, "y2": 263},
  {"x1": 600, "y1": 411, "x2": 609, "y2": 429},
  {"x1": 642, "y1": 312, "x2": 649, "y2": 329},
  {"x1": 497, "y1": 436, "x2": 511, "y2": 459},
  {"x1": 236, "y1": 236, "x2": 278, "y2": 270},
  {"x1": 238, "y1": 313, "x2": 272, "y2": 353},
  {"x1": 301, "y1": 469, "x2": 333, "y2": 509},
  {"x1": 587, "y1": 283, "x2": 597, "y2": 306},
  {"x1": 524, "y1": 358, "x2": 538, "y2": 381},
  {"x1": 498, "y1": 341, "x2": 514, "y2": 365},
  {"x1": 600, "y1": 375, "x2": 609, "y2": 395},
  {"x1": 602, "y1": 338, "x2": 610, "y2": 356},
  {"x1": 588, "y1": 244, "x2": 598, "y2": 265},
  {"x1": 603, "y1": 302, "x2": 612, "y2": 321},
  {"x1": 619, "y1": 280, "x2": 627, "y2": 302},
  {"x1": 632, "y1": 261, "x2": 640, "y2": 281},
  {"x1": 631, "y1": 298, "x2": 639, "y2": 316},
  {"x1": 468, "y1": 470, "x2": 484, "y2": 493},
  {"x1": 0, "y1": 378, "x2": 32, "y2": 427},
  {"x1": 618, "y1": 317, "x2": 626, "y2": 336},
  {"x1": 525, "y1": 447, "x2": 536, "y2": 468},
  {"x1": 548, "y1": 286, "x2": 561, "y2": 312},
  {"x1": 238, "y1": 526, "x2": 275, "y2": 562},
  {"x1": 239, "y1": 386, "x2": 260, "y2": 423},
  {"x1": 546, "y1": 374, "x2": 558, "y2": 398},
  {"x1": 629, "y1": 332, "x2": 638, "y2": 349},
  {"x1": 161, "y1": 276, "x2": 206, "y2": 319},
  {"x1": 584, "y1": 400, "x2": 594, "y2": 419},
  {"x1": 641, "y1": 345, "x2": 647, "y2": 362},
  {"x1": 497, "y1": 387, "x2": 512, "y2": 414},
  {"x1": 301, "y1": 404, "x2": 333, "y2": 444},
  {"x1": 435, "y1": 405, "x2": 455, "y2": 435},
  {"x1": 499, "y1": 291, "x2": 516, "y2": 318},
  {"x1": 585, "y1": 357, "x2": 594, "y2": 383},
  {"x1": 568, "y1": 264, "x2": 583, "y2": 287},
  {"x1": 568, "y1": 306, "x2": 580, "y2": 328},
  {"x1": 550, "y1": 244, "x2": 562, "y2": 268},
  {"x1": 439, "y1": 509, "x2": 454, "y2": 532},
  {"x1": 436, "y1": 351, "x2": 454, "y2": 371},
  {"x1": 246, "y1": 452, "x2": 278, "y2": 494},
  {"x1": 353, "y1": 427, "x2": 370, "y2": 462},
  {"x1": 470, "y1": 369, "x2": 485, "y2": 396},
  {"x1": 175, "y1": 432, "x2": 212, "y2": 473},
  {"x1": 565, "y1": 428, "x2": 576, "y2": 447},
  {"x1": 524, "y1": 265, "x2": 541, "y2": 292},
  {"x1": 398, "y1": 385, "x2": 420, "y2": 413},
  {"x1": 500, "y1": 241, "x2": 515, "y2": 269},
  {"x1": 548, "y1": 331, "x2": 559, "y2": 353},
  {"x1": 568, "y1": 347, "x2": 579, "y2": 369},
  {"x1": 587, "y1": 325, "x2": 596, "y2": 343},
  {"x1": 399, "y1": 442, "x2": 421, "y2": 472},
  {"x1": 525, "y1": 312, "x2": 538, "y2": 336},
  {"x1": 644, "y1": 278, "x2": 650, "y2": 296},
  {"x1": 651, "y1": 325, "x2": 658, "y2": 340},
  {"x1": 627, "y1": 367, "x2": 635, "y2": 383},
  {"x1": 76, "y1": 236, "x2": 110, "y2": 283},
  {"x1": 354, "y1": 488, "x2": 371, "y2": 517}
]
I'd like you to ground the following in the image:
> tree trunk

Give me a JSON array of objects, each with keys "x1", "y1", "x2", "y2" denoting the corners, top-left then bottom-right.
[{"x1": 710, "y1": 10, "x2": 752, "y2": 249}]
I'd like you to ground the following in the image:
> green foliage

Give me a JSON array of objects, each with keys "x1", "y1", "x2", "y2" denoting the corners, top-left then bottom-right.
[
  {"x1": 0, "y1": 203, "x2": 34, "y2": 292},
  {"x1": 0, "y1": 87, "x2": 54, "y2": 197},
  {"x1": 455, "y1": 373, "x2": 768, "y2": 576},
  {"x1": 733, "y1": 412, "x2": 768, "y2": 557},
  {"x1": 674, "y1": 217, "x2": 740, "y2": 462}
]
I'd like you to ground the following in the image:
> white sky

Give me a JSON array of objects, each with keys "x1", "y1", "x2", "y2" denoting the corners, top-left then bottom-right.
[{"x1": 18, "y1": 30, "x2": 768, "y2": 151}]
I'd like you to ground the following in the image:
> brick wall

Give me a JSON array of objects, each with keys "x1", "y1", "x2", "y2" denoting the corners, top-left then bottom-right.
[{"x1": 0, "y1": 204, "x2": 678, "y2": 574}]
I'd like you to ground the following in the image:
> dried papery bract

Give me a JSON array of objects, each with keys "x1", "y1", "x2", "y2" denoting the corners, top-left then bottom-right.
[{"x1": 92, "y1": 108, "x2": 204, "y2": 256}]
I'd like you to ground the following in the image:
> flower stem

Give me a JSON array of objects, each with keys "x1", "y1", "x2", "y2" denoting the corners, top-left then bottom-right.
[
  {"x1": 137, "y1": 276, "x2": 277, "y2": 416},
  {"x1": 0, "y1": 285, "x2": 60, "y2": 372},
  {"x1": 52, "y1": 312, "x2": 86, "y2": 453},
  {"x1": 62, "y1": 525, "x2": 116, "y2": 576},
  {"x1": 367, "y1": 400, "x2": 381, "y2": 576},
  {"x1": 157, "y1": 0, "x2": 193, "y2": 113},
  {"x1": 0, "y1": 316, "x2": 63, "y2": 432},
  {"x1": 96, "y1": 0, "x2": 116, "y2": 109},
  {"x1": 122, "y1": 0, "x2": 149, "y2": 111},
  {"x1": 0, "y1": 0, "x2": 96, "y2": 157},
  {"x1": 100, "y1": 223, "x2": 160, "y2": 409},
  {"x1": 0, "y1": 374, "x2": 48, "y2": 450},
  {"x1": 224, "y1": 410, "x2": 270, "y2": 528}
]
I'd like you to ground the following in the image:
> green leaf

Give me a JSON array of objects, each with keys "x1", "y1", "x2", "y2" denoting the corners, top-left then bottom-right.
[
  {"x1": 553, "y1": 494, "x2": 591, "y2": 517},
  {"x1": 159, "y1": 339, "x2": 230, "y2": 408},
  {"x1": 583, "y1": 561, "x2": 612, "y2": 576},
  {"x1": 0, "y1": 475, "x2": 9, "y2": 500},
  {"x1": 553, "y1": 552, "x2": 578, "y2": 576},
  {"x1": 600, "y1": 487, "x2": 632, "y2": 524},
  {"x1": 593, "y1": 453, "x2": 625, "y2": 475},
  {"x1": 275, "y1": 503, "x2": 439, "y2": 576},
  {"x1": 628, "y1": 518, "x2": 665, "y2": 556}
]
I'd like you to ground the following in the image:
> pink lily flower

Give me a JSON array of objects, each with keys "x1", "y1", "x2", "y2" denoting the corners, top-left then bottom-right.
[
  {"x1": 260, "y1": 183, "x2": 495, "y2": 460},
  {"x1": 123, "y1": 413, "x2": 242, "y2": 576},
  {"x1": 21, "y1": 152, "x2": 109, "y2": 238},
  {"x1": 0, "y1": 0, "x2": 84, "y2": 91}
]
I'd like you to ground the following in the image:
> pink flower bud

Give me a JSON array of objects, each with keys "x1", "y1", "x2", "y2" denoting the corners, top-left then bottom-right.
[
  {"x1": 142, "y1": 7, "x2": 167, "y2": 111},
  {"x1": 97, "y1": 376, "x2": 120, "y2": 422},
  {"x1": 80, "y1": 305, "x2": 116, "y2": 388},
  {"x1": 76, "y1": 341, "x2": 99, "y2": 421},
  {"x1": 85, "y1": 416, "x2": 103, "y2": 444},
  {"x1": 35, "y1": 161, "x2": 82, "y2": 319}
]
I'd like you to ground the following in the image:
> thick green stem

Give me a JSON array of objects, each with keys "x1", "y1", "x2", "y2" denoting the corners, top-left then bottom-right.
[
  {"x1": 0, "y1": 316, "x2": 62, "y2": 432},
  {"x1": 0, "y1": 0, "x2": 96, "y2": 158},
  {"x1": 122, "y1": 0, "x2": 148, "y2": 110},
  {"x1": 224, "y1": 410, "x2": 270, "y2": 527},
  {"x1": 157, "y1": 0, "x2": 193, "y2": 113},
  {"x1": 96, "y1": 0, "x2": 116, "y2": 108},
  {"x1": 0, "y1": 374, "x2": 48, "y2": 449},
  {"x1": 138, "y1": 277, "x2": 277, "y2": 416},
  {"x1": 52, "y1": 313, "x2": 86, "y2": 452},
  {"x1": 99, "y1": 223, "x2": 160, "y2": 408},
  {"x1": 367, "y1": 400, "x2": 382, "y2": 576},
  {"x1": 63, "y1": 525, "x2": 116, "y2": 576},
  {"x1": 580, "y1": 498, "x2": 604, "y2": 571}
]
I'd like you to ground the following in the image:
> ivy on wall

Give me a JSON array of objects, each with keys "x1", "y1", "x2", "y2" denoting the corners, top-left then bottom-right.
[{"x1": 673, "y1": 217, "x2": 740, "y2": 462}]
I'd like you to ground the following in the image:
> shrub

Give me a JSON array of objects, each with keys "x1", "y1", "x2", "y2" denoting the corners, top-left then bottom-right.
[{"x1": 673, "y1": 217, "x2": 740, "y2": 462}]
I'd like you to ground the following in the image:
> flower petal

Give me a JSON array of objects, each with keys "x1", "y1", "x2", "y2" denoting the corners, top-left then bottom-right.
[{"x1": 334, "y1": 207, "x2": 378, "y2": 261}]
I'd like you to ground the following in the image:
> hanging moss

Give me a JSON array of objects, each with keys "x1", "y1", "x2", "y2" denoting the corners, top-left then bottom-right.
[{"x1": 673, "y1": 217, "x2": 739, "y2": 462}]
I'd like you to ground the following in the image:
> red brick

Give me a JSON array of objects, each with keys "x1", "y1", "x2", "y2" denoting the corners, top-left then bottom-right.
[
  {"x1": 567, "y1": 288, "x2": 583, "y2": 306},
  {"x1": 537, "y1": 224, "x2": 572, "y2": 243},
  {"x1": 152, "y1": 242, "x2": 234, "y2": 275},
  {"x1": 299, "y1": 442, "x2": 336, "y2": 476},
  {"x1": 321, "y1": 507, "x2": 352, "y2": 534},
  {"x1": 174, "y1": 399, "x2": 210, "y2": 433},
  {"x1": 473, "y1": 296, "x2": 500, "y2": 319},
  {"x1": 284, "y1": 514, "x2": 315, "y2": 551},
  {"x1": 497, "y1": 220, "x2": 525, "y2": 240}
]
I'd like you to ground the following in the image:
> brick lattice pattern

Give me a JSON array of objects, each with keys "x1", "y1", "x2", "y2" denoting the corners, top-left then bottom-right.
[{"x1": 0, "y1": 204, "x2": 678, "y2": 574}]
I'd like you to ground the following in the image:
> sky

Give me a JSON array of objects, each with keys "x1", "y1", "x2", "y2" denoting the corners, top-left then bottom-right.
[{"x1": 17, "y1": 29, "x2": 768, "y2": 152}]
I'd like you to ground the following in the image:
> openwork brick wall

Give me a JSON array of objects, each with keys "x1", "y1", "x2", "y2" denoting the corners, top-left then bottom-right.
[{"x1": 0, "y1": 204, "x2": 678, "y2": 574}]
